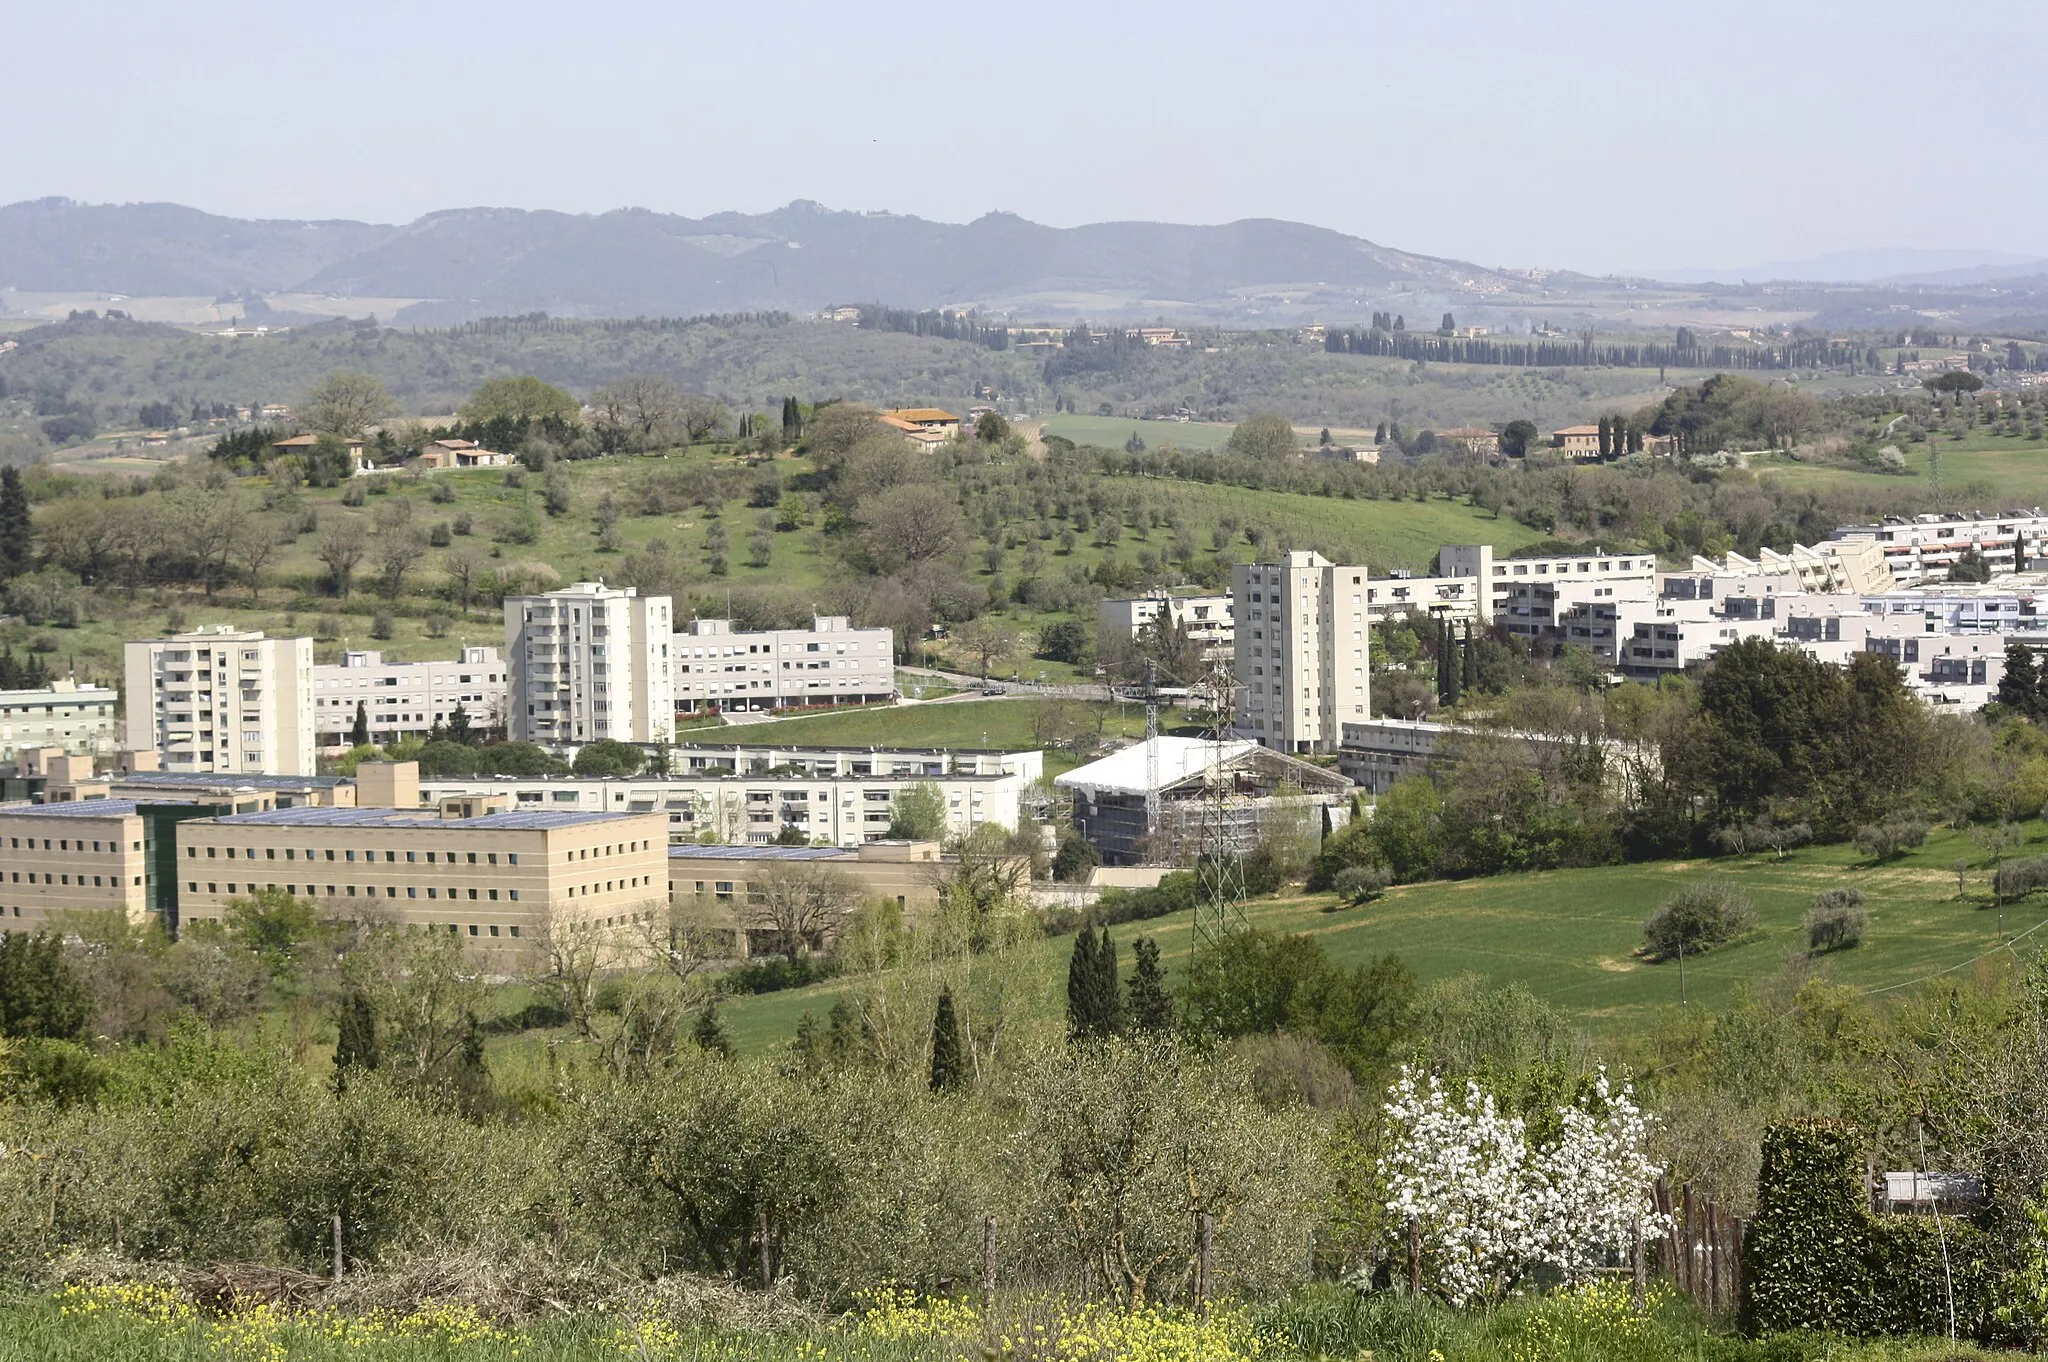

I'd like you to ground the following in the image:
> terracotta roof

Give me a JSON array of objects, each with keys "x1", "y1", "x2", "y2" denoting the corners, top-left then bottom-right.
[
  {"x1": 886, "y1": 407, "x2": 960, "y2": 424},
  {"x1": 271, "y1": 433, "x2": 319, "y2": 448},
  {"x1": 1553, "y1": 424, "x2": 1603, "y2": 436},
  {"x1": 878, "y1": 414, "x2": 922, "y2": 433}
]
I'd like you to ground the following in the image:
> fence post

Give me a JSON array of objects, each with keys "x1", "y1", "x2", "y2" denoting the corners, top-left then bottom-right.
[
  {"x1": 1408, "y1": 1217, "x2": 1422, "y2": 1296},
  {"x1": 982, "y1": 1215, "x2": 997, "y2": 1313},
  {"x1": 1196, "y1": 1212, "x2": 1214, "y2": 1316},
  {"x1": 1707, "y1": 1200, "x2": 1721, "y2": 1313},
  {"x1": 1631, "y1": 1216, "x2": 1646, "y2": 1313},
  {"x1": 1681, "y1": 1183, "x2": 1695, "y2": 1298},
  {"x1": 331, "y1": 1213, "x2": 344, "y2": 1282}
]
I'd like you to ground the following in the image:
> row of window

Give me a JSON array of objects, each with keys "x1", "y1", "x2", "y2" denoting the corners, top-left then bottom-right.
[
  {"x1": 11, "y1": 872, "x2": 140, "y2": 887},
  {"x1": 7, "y1": 836, "x2": 141, "y2": 852},
  {"x1": 192, "y1": 845, "x2": 521, "y2": 865},
  {"x1": 191, "y1": 880, "x2": 523, "y2": 901}
]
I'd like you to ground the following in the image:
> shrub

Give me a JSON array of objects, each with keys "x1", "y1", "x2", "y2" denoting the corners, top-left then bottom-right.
[
  {"x1": 1805, "y1": 888, "x2": 1866, "y2": 953},
  {"x1": 341, "y1": 482, "x2": 366, "y2": 507},
  {"x1": 1853, "y1": 818, "x2": 1930, "y2": 861},
  {"x1": 429, "y1": 478, "x2": 456, "y2": 504},
  {"x1": 1642, "y1": 880, "x2": 1756, "y2": 961},
  {"x1": 1332, "y1": 865, "x2": 1393, "y2": 905},
  {"x1": 452, "y1": 512, "x2": 473, "y2": 536},
  {"x1": 370, "y1": 612, "x2": 393, "y2": 640},
  {"x1": 1995, "y1": 856, "x2": 2048, "y2": 902}
]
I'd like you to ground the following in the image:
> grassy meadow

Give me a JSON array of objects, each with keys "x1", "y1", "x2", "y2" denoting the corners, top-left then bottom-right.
[
  {"x1": 1756, "y1": 427, "x2": 2048, "y2": 504},
  {"x1": 709, "y1": 820, "x2": 2048, "y2": 1057}
]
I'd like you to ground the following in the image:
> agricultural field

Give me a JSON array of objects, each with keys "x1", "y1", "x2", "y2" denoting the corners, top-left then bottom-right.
[
  {"x1": 1757, "y1": 427, "x2": 2048, "y2": 505},
  {"x1": 712, "y1": 821, "x2": 2048, "y2": 1056},
  {"x1": 1039, "y1": 413, "x2": 1240, "y2": 452}
]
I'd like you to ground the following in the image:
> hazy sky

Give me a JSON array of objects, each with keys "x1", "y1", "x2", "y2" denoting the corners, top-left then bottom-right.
[{"x1": 14, "y1": 0, "x2": 2045, "y2": 275}]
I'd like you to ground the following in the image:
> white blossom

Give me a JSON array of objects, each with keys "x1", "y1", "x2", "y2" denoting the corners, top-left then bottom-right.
[{"x1": 1377, "y1": 1066, "x2": 1671, "y2": 1306}]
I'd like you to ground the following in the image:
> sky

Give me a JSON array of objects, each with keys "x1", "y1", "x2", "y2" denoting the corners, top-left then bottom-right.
[{"x1": 12, "y1": 0, "x2": 2047, "y2": 276}]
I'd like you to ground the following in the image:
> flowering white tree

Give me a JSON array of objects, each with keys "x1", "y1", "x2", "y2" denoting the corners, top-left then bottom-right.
[{"x1": 1378, "y1": 1066, "x2": 1668, "y2": 1306}]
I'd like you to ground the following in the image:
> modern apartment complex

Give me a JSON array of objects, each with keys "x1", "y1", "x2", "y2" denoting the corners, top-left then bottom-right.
[
  {"x1": 124, "y1": 627, "x2": 316, "y2": 776},
  {"x1": 1231, "y1": 550, "x2": 1372, "y2": 754},
  {"x1": 314, "y1": 646, "x2": 507, "y2": 748},
  {"x1": 1440, "y1": 544, "x2": 1660, "y2": 646},
  {"x1": 0, "y1": 679, "x2": 118, "y2": 767},
  {"x1": 1829, "y1": 510, "x2": 2048, "y2": 586},
  {"x1": 673, "y1": 616, "x2": 894, "y2": 714},
  {"x1": 1097, "y1": 593, "x2": 1236, "y2": 669},
  {"x1": 504, "y1": 583, "x2": 674, "y2": 744}
]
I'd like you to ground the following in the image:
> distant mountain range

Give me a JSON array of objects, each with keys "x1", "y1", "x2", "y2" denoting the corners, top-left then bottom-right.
[{"x1": 0, "y1": 198, "x2": 1522, "y2": 325}]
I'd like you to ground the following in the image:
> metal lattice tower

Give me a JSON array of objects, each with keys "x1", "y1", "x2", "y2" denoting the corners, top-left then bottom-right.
[{"x1": 1190, "y1": 662, "x2": 1252, "y2": 957}]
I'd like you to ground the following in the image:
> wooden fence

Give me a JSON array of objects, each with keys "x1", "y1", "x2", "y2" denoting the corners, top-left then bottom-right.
[{"x1": 1653, "y1": 1178, "x2": 1745, "y2": 1316}]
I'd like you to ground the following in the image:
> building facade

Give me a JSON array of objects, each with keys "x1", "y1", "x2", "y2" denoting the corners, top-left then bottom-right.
[
  {"x1": 1097, "y1": 593, "x2": 1235, "y2": 669},
  {"x1": 314, "y1": 647, "x2": 507, "y2": 748},
  {"x1": 0, "y1": 679, "x2": 117, "y2": 767},
  {"x1": 124, "y1": 627, "x2": 316, "y2": 776},
  {"x1": 1830, "y1": 510, "x2": 2048, "y2": 586},
  {"x1": 673, "y1": 616, "x2": 894, "y2": 714},
  {"x1": 505, "y1": 583, "x2": 674, "y2": 744},
  {"x1": 1440, "y1": 545, "x2": 1659, "y2": 646},
  {"x1": 1231, "y1": 551, "x2": 1371, "y2": 753}
]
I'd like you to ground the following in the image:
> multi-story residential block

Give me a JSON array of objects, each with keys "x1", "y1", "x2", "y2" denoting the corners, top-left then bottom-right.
[
  {"x1": 1441, "y1": 544, "x2": 1659, "y2": 645},
  {"x1": 1363, "y1": 569, "x2": 1492, "y2": 625},
  {"x1": 0, "y1": 679, "x2": 117, "y2": 767},
  {"x1": 1231, "y1": 550, "x2": 1372, "y2": 754},
  {"x1": 417, "y1": 764, "x2": 1029, "y2": 846},
  {"x1": 1663, "y1": 538, "x2": 1894, "y2": 597},
  {"x1": 662, "y1": 743, "x2": 1038, "y2": 782},
  {"x1": 505, "y1": 583, "x2": 674, "y2": 744},
  {"x1": 1097, "y1": 593, "x2": 1235, "y2": 670},
  {"x1": 672, "y1": 616, "x2": 894, "y2": 714},
  {"x1": 314, "y1": 646, "x2": 507, "y2": 748},
  {"x1": 124, "y1": 627, "x2": 315, "y2": 776},
  {"x1": 1830, "y1": 510, "x2": 2048, "y2": 586}
]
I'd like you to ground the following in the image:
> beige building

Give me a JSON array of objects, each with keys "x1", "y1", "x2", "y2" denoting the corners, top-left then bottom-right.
[
  {"x1": 0, "y1": 680, "x2": 118, "y2": 768},
  {"x1": 1440, "y1": 544, "x2": 1660, "y2": 646},
  {"x1": 1550, "y1": 424, "x2": 1603, "y2": 458},
  {"x1": 173, "y1": 803, "x2": 669, "y2": 950},
  {"x1": 417, "y1": 438, "x2": 511, "y2": 469},
  {"x1": 667, "y1": 841, "x2": 947, "y2": 953},
  {"x1": 315, "y1": 646, "x2": 507, "y2": 748},
  {"x1": 1097, "y1": 593, "x2": 1235, "y2": 671},
  {"x1": 0, "y1": 800, "x2": 152, "y2": 928},
  {"x1": 125, "y1": 627, "x2": 316, "y2": 776},
  {"x1": 1231, "y1": 551, "x2": 1372, "y2": 754},
  {"x1": 505, "y1": 582, "x2": 675, "y2": 744}
]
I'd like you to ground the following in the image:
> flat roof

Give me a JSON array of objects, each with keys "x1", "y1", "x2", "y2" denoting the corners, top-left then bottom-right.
[
  {"x1": 0, "y1": 798, "x2": 149, "y2": 818},
  {"x1": 668, "y1": 845, "x2": 857, "y2": 861},
  {"x1": 213, "y1": 806, "x2": 653, "y2": 831},
  {"x1": 118, "y1": 771, "x2": 351, "y2": 790}
]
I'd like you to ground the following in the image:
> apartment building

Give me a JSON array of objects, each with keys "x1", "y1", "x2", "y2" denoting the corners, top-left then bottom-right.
[
  {"x1": 505, "y1": 583, "x2": 674, "y2": 744},
  {"x1": 1097, "y1": 593, "x2": 1235, "y2": 669},
  {"x1": 0, "y1": 679, "x2": 117, "y2": 767},
  {"x1": 314, "y1": 646, "x2": 506, "y2": 748},
  {"x1": 0, "y1": 798, "x2": 226, "y2": 931},
  {"x1": 673, "y1": 616, "x2": 894, "y2": 714},
  {"x1": 1231, "y1": 550, "x2": 1372, "y2": 754},
  {"x1": 1440, "y1": 544, "x2": 1659, "y2": 645},
  {"x1": 1830, "y1": 510, "x2": 2048, "y2": 586},
  {"x1": 1364, "y1": 569, "x2": 1492, "y2": 625},
  {"x1": 173, "y1": 804, "x2": 669, "y2": 952},
  {"x1": 124, "y1": 627, "x2": 315, "y2": 776},
  {"x1": 1663, "y1": 538, "x2": 1894, "y2": 598},
  {"x1": 663, "y1": 743, "x2": 1040, "y2": 782},
  {"x1": 416, "y1": 766, "x2": 1028, "y2": 846}
]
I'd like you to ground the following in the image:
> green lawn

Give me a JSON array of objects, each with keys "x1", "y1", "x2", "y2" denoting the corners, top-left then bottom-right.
[
  {"x1": 716, "y1": 822, "x2": 2048, "y2": 1057},
  {"x1": 700, "y1": 697, "x2": 1148, "y2": 775},
  {"x1": 1041, "y1": 414, "x2": 1239, "y2": 452}
]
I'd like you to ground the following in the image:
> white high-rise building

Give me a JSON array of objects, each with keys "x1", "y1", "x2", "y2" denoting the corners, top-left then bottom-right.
[
  {"x1": 504, "y1": 583, "x2": 674, "y2": 745},
  {"x1": 1231, "y1": 550, "x2": 1371, "y2": 754},
  {"x1": 124, "y1": 627, "x2": 315, "y2": 775},
  {"x1": 0, "y1": 679, "x2": 119, "y2": 767},
  {"x1": 314, "y1": 646, "x2": 507, "y2": 748}
]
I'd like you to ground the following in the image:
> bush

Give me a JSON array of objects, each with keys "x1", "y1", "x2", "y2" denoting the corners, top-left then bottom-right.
[
  {"x1": 429, "y1": 478, "x2": 457, "y2": 503},
  {"x1": 1853, "y1": 818, "x2": 1929, "y2": 861},
  {"x1": 1805, "y1": 888, "x2": 1866, "y2": 953},
  {"x1": 1642, "y1": 880, "x2": 1756, "y2": 961},
  {"x1": 572, "y1": 739, "x2": 645, "y2": 778},
  {"x1": 371, "y1": 612, "x2": 393, "y2": 640},
  {"x1": 1051, "y1": 834, "x2": 1100, "y2": 884},
  {"x1": 1332, "y1": 865, "x2": 1393, "y2": 905},
  {"x1": 1997, "y1": 856, "x2": 2048, "y2": 902}
]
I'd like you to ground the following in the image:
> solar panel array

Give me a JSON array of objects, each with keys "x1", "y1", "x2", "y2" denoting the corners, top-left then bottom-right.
[{"x1": 666, "y1": 844, "x2": 856, "y2": 861}]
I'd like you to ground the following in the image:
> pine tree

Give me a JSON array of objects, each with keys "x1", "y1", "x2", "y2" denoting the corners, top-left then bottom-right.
[
  {"x1": 333, "y1": 988, "x2": 380, "y2": 1091},
  {"x1": 350, "y1": 700, "x2": 370, "y2": 747},
  {"x1": 928, "y1": 987, "x2": 967, "y2": 1091},
  {"x1": 693, "y1": 1001, "x2": 735, "y2": 1058},
  {"x1": 1126, "y1": 936, "x2": 1173, "y2": 1032},
  {"x1": 447, "y1": 703, "x2": 472, "y2": 744},
  {"x1": 1066, "y1": 927, "x2": 1100, "y2": 1040},
  {"x1": 0, "y1": 468, "x2": 30, "y2": 580},
  {"x1": 1094, "y1": 928, "x2": 1123, "y2": 1036}
]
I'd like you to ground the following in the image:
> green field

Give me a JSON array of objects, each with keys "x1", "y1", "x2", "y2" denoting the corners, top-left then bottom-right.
[
  {"x1": 1041, "y1": 413, "x2": 1241, "y2": 452},
  {"x1": 716, "y1": 822, "x2": 2048, "y2": 1056},
  {"x1": 703, "y1": 696, "x2": 1148, "y2": 774},
  {"x1": 1757, "y1": 429, "x2": 2048, "y2": 504}
]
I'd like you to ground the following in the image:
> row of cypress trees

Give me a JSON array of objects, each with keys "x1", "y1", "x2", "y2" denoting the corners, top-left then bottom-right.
[{"x1": 1066, "y1": 926, "x2": 1173, "y2": 1041}]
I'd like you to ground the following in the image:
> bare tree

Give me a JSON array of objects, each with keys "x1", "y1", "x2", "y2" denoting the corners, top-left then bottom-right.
[
  {"x1": 175, "y1": 485, "x2": 246, "y2": 599},
  {"x1": 677, "y1": 395, "x2": 730, "y2": 445},
  {"x1": 442, "y1": 545, "x2": 484, "y2": 613},
  {"x1": 745, "y1": 865, "x2": 865, "y2": 960},
  {"x1": 954, "y1": 617, "x2": 1018, "y2": 680},
  {"x1": 230, "y1": 516, "x2": 286, "y2": 603},
  {"x1": 302, "y1": 371, "x2": 397, "y2": 438},
  {"x1": 591, "y1": 375, "x2": 684, "y2": 451},
  {"x1": 374, "y1": 523, "x2": 429, "y2": 599},
  {"x1": 316, "y1": 520, "x2": 370, "y2": 599},
  {"x1": 857, "y1": 484, "x2": 966, "y2": 572}
]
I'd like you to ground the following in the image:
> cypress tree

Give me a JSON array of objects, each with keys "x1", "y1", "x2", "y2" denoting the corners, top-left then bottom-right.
[
  {"x1": 0, "y1": 468, "x2": 29, "y2": 579},
  {"x1": 333, "y1": 988, "x2": 380, "y2": 1091},
  {"x1": 1126, "y1": 936, "x2": 1173, "y2": 1033},
  {"x1": 1462, "y1": 622, "x2": 1478, "y2": 691},
  {"x1": 929, "y1": 987, "x2": 966, "y2": 1091},
  {"x1": 350, "y1": 700, "x2": 370, "y2": 747},
  {"x1": 1066, "y1": 927, "x2": 1100, "y2": 1040},
  {"x1": 1094, "y1": 928, "x2": 1123, "y2": 1036},
  {"x1": 1443, "y1": 624, "x2": 1463, "y2": 705},
  {"x1": 693, "y1": 1001, "x2": 735, "y2": 1058}
]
